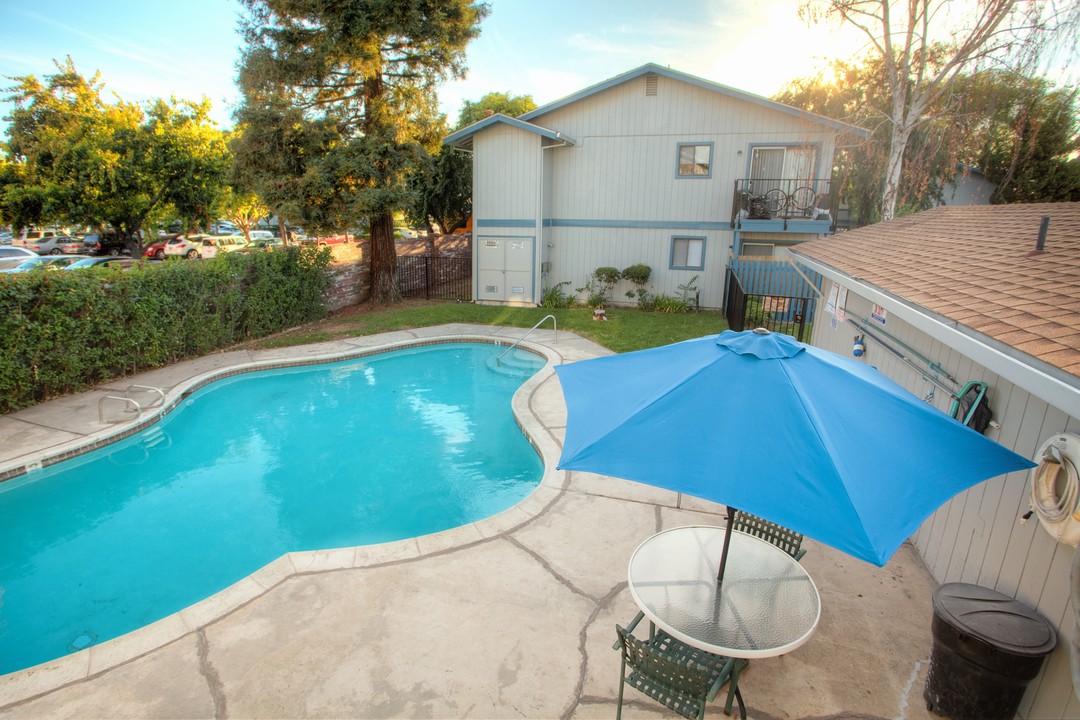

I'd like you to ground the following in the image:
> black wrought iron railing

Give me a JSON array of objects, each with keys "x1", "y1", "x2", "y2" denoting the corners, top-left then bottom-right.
[
  {"x1": 729, "y1": 178, "x2": 836, "y2": 228},
  {"x1": 724, "y1": 266, "x2": 812, "y2": 341},
  {"x1": 396, "y1": 255, "x2": 472, "y2": 301}
]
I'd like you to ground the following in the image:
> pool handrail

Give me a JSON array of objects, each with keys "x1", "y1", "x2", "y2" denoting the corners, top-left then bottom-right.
[{"x1": 498, "y1": 315, "x2": 557, "y2": 364}]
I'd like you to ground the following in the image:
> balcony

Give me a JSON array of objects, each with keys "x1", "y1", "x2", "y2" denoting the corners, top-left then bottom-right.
[{"x1": 730, "y1": 178, "x2": 836, "y2": 233}]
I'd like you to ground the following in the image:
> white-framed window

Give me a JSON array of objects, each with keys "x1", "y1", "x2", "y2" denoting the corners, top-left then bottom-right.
[
  {"x1": 676, "y1": 142, "x2": 713, "y2": 178},
  {"x1": 670, "y1": 236, "x2": 706, "y2": 270}
]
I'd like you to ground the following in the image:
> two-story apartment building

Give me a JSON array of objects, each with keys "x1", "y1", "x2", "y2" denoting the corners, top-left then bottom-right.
[{"x1": 444, "y1": 63, "x2": 867, "y2": 308}]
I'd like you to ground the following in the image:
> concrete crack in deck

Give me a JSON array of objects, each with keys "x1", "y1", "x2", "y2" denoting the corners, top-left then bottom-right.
[
  {"x1": 503, "y1": 536, "x2": 597, "y2": 603},
  {"x1": 563, "y1": 581, "x2": 629, "y2": 720},
  {"x1": 197, "y1": 629, "x2": 228, "y2": 719}
]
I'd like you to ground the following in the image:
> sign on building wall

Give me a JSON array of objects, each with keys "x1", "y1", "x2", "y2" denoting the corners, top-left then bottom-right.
[
  {"x1": 871, "y1": 304, "x2": 888, "y2": 325},
  {"x1": 825, "y1": 281, "x2": 847, "y2": 321}
]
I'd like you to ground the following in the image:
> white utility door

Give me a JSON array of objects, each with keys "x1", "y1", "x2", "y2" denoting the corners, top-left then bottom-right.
[{"x1": 476, "y1": 236, "x2": 535, "y2": 304}]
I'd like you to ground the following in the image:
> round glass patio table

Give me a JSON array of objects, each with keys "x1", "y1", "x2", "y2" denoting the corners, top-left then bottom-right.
[{"x1": 627, "y1": 524, "x2": 821, "y2": 659}]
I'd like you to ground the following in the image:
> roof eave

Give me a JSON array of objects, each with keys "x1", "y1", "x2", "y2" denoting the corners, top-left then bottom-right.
[{"x1": 789, "y1": 249, "x2": 1080, "y2": 419}]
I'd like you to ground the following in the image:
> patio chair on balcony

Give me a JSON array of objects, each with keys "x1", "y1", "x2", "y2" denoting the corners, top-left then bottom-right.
[
  {"x1": 615, "y1": 612, "x2": 746, "y2": 720},
  {"x1": 732, "y1": 510, "x2": 806, "y2": 561}
]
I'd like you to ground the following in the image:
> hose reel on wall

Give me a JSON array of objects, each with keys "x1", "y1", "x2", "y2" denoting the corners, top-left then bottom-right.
[{"x1": 1029, "y1": 433, "x2": 1080, "y2": 547}]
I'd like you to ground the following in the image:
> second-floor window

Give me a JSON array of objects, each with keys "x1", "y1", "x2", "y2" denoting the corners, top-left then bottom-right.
[
  {"x1": 676, "y1": 142, "x2": 713, "y2": 178},
  {"x1": 750, "y1": 145, "x2": 816, "y2": 185}
]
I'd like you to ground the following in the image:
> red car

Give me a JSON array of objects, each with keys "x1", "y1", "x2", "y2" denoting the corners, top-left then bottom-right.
[{"x1": 143, "y1": 240, "x2": 168, "y2": 260}]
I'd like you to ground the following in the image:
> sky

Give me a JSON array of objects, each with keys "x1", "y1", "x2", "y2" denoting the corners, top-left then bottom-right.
[{"x1": 0, "y1": 0, "x2": 1075, "y2": 132}]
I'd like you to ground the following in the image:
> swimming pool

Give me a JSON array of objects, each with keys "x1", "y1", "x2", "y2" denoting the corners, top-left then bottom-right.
[{"x1": 0, "y1": 342, "x2": 545, "y2": 675}]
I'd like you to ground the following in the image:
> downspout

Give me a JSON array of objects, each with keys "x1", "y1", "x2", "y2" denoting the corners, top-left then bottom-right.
[{"x1": 538, "y1": 136, "x2": 572, "y2": 304}]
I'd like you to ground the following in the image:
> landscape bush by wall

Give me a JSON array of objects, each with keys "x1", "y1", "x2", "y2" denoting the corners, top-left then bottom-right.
[{"x1": 0, "y1": 246, "x2": 332, "y2": 414}]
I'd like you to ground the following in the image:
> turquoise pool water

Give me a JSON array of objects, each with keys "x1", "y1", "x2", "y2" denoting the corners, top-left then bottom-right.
[{"x1": 0, "y1": 342, "x2": 544, "y2": 675}]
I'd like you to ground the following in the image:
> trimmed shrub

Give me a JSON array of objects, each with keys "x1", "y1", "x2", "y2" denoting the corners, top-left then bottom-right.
[{"x1": 0, "y1": 246, "x2": 332, "y2": 414}]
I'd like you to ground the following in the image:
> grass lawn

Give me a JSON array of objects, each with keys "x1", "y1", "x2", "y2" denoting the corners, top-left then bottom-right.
[{"x1": 255, "y1": 300, "x2": 729, "y2": 354}]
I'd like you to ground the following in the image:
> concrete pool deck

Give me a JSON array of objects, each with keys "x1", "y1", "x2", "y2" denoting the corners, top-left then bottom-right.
[{"x1": 0, "y1": 324, "x2": 939, "y2": 719}]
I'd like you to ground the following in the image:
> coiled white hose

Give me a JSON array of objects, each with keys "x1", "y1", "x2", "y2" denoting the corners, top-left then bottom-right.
[{"x1": 1031, "y1": 436, "x2": 1080, "y2": 545}]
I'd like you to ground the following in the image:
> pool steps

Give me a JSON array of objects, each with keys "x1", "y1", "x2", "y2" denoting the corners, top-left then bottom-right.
[{"x1": 486, "y1": 350, "x2": 539, "y2": 379}]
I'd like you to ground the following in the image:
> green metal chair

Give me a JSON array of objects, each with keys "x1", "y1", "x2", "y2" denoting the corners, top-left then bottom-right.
[
  {"x1": 615, "y1": 612, "x2": 746, "y2": 720},
  {"x1": 732, "y1": 509, "x2": 806, "y2": 561}
]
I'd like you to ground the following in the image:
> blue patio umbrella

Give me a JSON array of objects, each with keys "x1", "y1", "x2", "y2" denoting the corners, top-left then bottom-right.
[{"x1": 555, "y1": 329, "x2": 1035, "y2": 571}]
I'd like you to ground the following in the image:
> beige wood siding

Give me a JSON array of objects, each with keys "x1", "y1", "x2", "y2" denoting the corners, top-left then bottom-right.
[
  {"x1": 473, "y1": 124, "x2": 541, "y2": 224},
  {"x1": 809, "y1": 288, "x2": 1080, "y2": 720}
]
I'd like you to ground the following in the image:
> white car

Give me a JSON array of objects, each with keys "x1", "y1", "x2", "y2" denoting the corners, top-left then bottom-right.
[
  {"x1": 163, "y1": 235, "x2": 210, "y2": 259},
  {"x1": 202, "y1": 235, "x2": 249, "y2": 253}
]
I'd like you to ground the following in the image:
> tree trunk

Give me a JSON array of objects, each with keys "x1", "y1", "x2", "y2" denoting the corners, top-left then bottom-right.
[
  {"x1": 363, "y1": 70, "x2": 401, "y2": 304},
  {"x1": 369, "y1": 211, "x2": 400, "y2": 303},
  {"x1": 881, "y1": 122, "x2": 912, "y2": 222}
]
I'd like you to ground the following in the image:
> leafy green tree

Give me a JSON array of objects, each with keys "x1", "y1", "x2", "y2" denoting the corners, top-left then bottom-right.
[
  {"x1": 236, "y1": 0, "x2": 489, "y2": 303},
  {"x1": 3, "y1": 58, "x2": 230, "y2": 253},
  {"x1": 456, "y1": 91, "x2": 536, "y2": 129},
  {"x1": 405, "y1": 145, "x2": 471, "y2": 233},
  {"x1": 217, "y1": 186, "x2": 271, "y2": 242},
  {"x1": 958, "y1": 72, "x2": 1080, "y2": 203}
]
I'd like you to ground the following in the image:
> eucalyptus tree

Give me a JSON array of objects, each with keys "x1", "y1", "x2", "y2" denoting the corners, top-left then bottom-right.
[
  {"x1": 235, "y1": 0, "x2": 489, "y2": 302},
  {"x1": 777, "y1": 58, "x2": 1080, "y2": 221},
  {"x1": 801, "y1": 0, "x2": 1080, "y2": 220},
  {"x1": 3, "y1": 58, "x2": 230, "y2": 253}
]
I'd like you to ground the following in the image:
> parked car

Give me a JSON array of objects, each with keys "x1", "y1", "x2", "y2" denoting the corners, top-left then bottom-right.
[
  {"x1": 0, "y1": 256, "x2": 81, "y2": 273},
  {"x1": 22, "y1": 235, "x2": 81, "y2": 255},
  {"x1": 83, "y1": 233, "x2": 130, "y2": 256},
  {"x1": 163, "y1": 235, "x2": 213, "y2": 259},
  {"x1": 0, "y1": 246, "x2": 38, "y2": 261},
  {"x1": 305, "y1": 234, "x2": 351, "y2": 246},
  {"x1": 200, "y1": 235, "x2": 248, "y2": 254},
  {"x1": 239, "y1": 238, "x2": 285, "y2": 253},
  {"x1": 13, "y1": 230, "x2": 57, "y2": 248},
  {"x1": 209, "y1": 220, "x2": 238, "y2": 234},
  {"x1": 0, "y1": 232, "x2": 13, "y2": 244},
  {"x1": 240, "y1": 230, "x2": 275, "y2": 241},
  {"x1": 59, "y1": 237, "x2": 87, "y2": 255},
  {"x1": 142, "y1": 240, "x2": 169, "y2": 260},
  {"x1": 65, "y1": 257, "x2": 137, "y2": 270}
]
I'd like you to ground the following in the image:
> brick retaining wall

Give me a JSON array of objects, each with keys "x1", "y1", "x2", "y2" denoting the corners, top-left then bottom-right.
[{"x1": 324, "y1": 245, "x2": 370, "y2": 310}]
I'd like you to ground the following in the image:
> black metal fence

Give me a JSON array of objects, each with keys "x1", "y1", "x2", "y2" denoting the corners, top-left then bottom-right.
[
  {"x1": 396, "y1": 255, "x2": 472, "y2": 301},
  {"x1": 725, "y1": 267, "x2": 811, "y2": 341}
]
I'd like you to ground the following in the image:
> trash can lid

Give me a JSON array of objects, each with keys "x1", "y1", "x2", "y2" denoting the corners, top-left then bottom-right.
[{"x1": 932, "y1": 583, "x2": 1057, "y2": 657}]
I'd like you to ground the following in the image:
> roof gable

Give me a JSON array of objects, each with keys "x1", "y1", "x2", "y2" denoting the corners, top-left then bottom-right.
[
  {"x1": 443, "y1": 113, "x2": 576, "y2": 150},
  {"x1": 520, "y1": 63, "x2": 868, "y2": 137},
  {"x1": 790, "y1": 203, "x2": 1080, "y2": 380}
]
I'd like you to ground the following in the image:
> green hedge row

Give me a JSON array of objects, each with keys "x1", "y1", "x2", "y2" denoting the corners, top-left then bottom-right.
[{"x1": 0, "y1": 246, "x2": 333, "y2": 414}]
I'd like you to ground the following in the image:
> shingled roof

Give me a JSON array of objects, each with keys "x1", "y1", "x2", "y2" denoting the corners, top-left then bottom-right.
[{"x1": 790, "y1": 202, "x2": 1080, "y2": 380}]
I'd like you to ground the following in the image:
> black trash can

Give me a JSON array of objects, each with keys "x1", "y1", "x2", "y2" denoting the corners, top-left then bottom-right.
[{"x1": 924, "y1": 582, "x2": 1057, "y2": 720}]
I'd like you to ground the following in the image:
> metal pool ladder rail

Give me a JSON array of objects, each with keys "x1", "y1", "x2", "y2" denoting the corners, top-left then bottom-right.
[
  {"x1": 498, "y1": 315, "x2": 557, "y2": 365},
  {"x1": 98, "y1": 384, "x2": 165, "y2": 424}
]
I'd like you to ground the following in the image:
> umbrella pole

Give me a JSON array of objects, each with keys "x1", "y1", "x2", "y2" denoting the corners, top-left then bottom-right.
[{"x1": 717, "y1": 505, "x2": 737, "y2": 584}]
